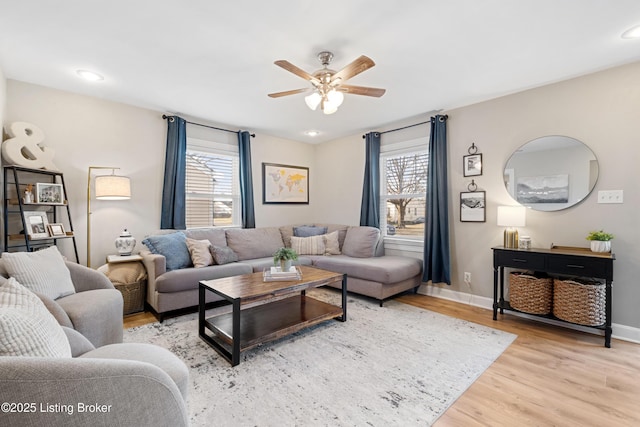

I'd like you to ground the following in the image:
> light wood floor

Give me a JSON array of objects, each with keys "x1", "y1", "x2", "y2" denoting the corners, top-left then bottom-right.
[{"x1": 124, "y1": 294, "x2": 640, "y2": 426}]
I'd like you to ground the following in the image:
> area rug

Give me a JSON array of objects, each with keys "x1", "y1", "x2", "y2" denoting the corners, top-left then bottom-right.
[{"x1": 125, "y1": 290, "x2": 516, "y2": 426}]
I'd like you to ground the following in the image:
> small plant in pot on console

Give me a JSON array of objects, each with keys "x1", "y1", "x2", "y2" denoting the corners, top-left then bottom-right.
[
  {"x1": 586, "y1": 230, "x2": 614, "y2": 253},
  {"x1": 273, "y1": 247, "x2": 298, "y2": 271}
]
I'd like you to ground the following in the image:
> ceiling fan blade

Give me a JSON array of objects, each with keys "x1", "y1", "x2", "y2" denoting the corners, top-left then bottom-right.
[
  {"x1": 338, "y1": 84, "x2": 386, "y2": 97},
  {"x1": 331, "y1": 55, "x2": 376, "y2": 83},
  {"x1": 274, "y1": 60, "x2": 320, "y2": 84},
  {"x1": 268, "y1": 88, "x2": 310, "y2": 98}
]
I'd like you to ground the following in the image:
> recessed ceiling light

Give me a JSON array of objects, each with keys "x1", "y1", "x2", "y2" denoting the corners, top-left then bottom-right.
[
  {"x1": 305, "y1": 130, "x2": 320, "y2": 137},
  {"x1": 76, "y1": 69, "x2": 104, "y2": 81},
  {"x1": 621, "y1": 25, "x2": 640, "y2": 39}
]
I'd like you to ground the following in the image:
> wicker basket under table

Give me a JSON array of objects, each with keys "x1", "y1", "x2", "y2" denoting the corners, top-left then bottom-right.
[
  {"x1": 99, "y1": 261, "x2": 147, "y2": 315},
  {"x1": 553, "y1": 278, "x2": 606, "y2": 326},
  {"x1": 114, "y1": 279, "x2": 147, "y2": 315},
  {"x1": 509, "y1": 272, "x2": 553, "y2": 315}
]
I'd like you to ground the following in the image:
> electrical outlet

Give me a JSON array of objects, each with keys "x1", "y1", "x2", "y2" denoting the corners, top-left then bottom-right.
[{"x1": 464, "y1": 272, "x2": 471, "y2": 283}]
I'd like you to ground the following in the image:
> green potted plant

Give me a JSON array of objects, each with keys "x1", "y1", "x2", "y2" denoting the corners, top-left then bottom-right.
[
  {"x1": 273, "y1": 247, "x2": 298, "y2": 271},
  {"x1": 586, "y1": 230, "x2": 614, "y2": 253}
]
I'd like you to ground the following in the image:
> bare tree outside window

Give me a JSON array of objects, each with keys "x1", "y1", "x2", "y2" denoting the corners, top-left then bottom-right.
[{"x1": 382, "y1": 150, "x2": 428, "y2": 237}]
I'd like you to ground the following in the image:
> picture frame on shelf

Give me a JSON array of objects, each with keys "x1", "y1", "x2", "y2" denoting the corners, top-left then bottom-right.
[
  {"x1": 262, "y1": 162, "x2": 309, "y2": 204},
  {"x1": 23, "y1": 211, "x2": 50, "y2": 239},
  {"x1": 460, "y1": 191, "x2": 486, "y2": 222},
  {"x1": 47, "y1": 223, "x2": 66, "y2": 237},
  {"x1": 36, "y1": 183, "x2": 65, "y2": 204},
  {"x1": 463, "y1": 153, "x2": 483, "y2": 177}
]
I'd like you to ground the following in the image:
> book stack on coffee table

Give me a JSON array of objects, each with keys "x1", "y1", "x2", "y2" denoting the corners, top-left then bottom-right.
[{"x1": 263, "y1": 266, "x2": 302, "y2": 281}]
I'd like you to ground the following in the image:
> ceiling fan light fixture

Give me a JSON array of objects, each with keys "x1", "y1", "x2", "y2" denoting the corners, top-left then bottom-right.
[
  {"x1": 327, "y1": 89, "x2": 344, "y2": 107},
  {"x1": 322, "y1": 99, "x2": 338, "y2": 115},
  {"x1": 269, "y1": 51, "x2": 384, "y2": 115},
  {"x1": 305, "y1": 92, "x2": 322, "y2": 110}
]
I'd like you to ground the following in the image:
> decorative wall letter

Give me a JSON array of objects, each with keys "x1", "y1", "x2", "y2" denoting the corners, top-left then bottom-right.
[{"x1": 2, "y1": 122, "x2": 58, "y2": 170}]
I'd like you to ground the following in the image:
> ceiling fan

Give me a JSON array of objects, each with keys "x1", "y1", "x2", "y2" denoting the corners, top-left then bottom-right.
[{"x1": 268, "y1": 51, "x2": 386, "y2": 114}]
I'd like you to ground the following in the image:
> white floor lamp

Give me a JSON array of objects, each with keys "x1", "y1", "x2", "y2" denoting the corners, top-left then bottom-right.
[{"x1": 87, "y1": 166, "x2": 131, "y2": 267}]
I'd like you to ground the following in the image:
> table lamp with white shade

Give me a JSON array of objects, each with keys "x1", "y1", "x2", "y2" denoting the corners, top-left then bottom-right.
[{"x1": 497, "y1": 206, "x2": 526, "y2": 248}]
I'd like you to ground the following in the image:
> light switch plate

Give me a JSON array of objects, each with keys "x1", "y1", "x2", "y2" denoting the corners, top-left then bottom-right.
[{"x1": 597, "y1": 190, "x2": 623, "y2": 204}]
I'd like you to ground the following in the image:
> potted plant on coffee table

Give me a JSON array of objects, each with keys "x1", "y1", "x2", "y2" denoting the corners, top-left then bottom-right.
[
  {"x1": 273, "y1": 247, "x2": 298, "y2": 272},
  {"x1": 586, "y1": 230, "x2": 614, "y2": 253}
]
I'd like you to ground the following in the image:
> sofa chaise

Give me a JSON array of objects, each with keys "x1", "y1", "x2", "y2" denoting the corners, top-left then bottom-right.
[{"x1": 141, "y1": 224, "x2": 423, "y2": 320}]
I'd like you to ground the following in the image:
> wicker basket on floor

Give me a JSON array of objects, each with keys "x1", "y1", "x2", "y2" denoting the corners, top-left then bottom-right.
[
  {"x1": 509, "y1": 272, "x2": 553, "y2": 315},
  {"x1": 99, "y1": 261, "x2": 148, "y2": 315},
  {"x1": 115, "y1": 280, "x2": 146, "y2": 315},
  {"x1": 553, "y1": 278, "x2": 605, "y2": 326}
]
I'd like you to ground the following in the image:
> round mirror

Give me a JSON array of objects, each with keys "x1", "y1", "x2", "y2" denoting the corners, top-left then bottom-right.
[{"x1": 503, "y1": 136, "x2": 598, "y2": 211}]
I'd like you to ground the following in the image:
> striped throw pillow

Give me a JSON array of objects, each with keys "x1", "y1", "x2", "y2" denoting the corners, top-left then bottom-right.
[
  {"x1": 1, "y1": 246, "x2": 75, "y2": 300},
  {"x1": 291, "y1": 235, "x2": 325, "y2": 255}
]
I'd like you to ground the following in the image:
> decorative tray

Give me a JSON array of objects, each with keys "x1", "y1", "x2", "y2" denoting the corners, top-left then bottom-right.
[{"x1": 263, "y1": 266, "x2": 303, "y2": 282}]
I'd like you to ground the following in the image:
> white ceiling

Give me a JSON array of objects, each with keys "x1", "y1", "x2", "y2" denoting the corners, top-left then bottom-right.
[{"x1": 1, "y1": 1, "x2": 639, "y2": 143}]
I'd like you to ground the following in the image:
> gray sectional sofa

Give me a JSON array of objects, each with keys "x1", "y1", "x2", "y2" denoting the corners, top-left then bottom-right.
[{"x1": 141, "y1": 224, "x2": 423, "y2": 320}]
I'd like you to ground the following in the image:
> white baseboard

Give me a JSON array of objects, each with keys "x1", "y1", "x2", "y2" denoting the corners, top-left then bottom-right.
[{"x1": 418, "y1": 284, "x2": 640, "y2": 345}]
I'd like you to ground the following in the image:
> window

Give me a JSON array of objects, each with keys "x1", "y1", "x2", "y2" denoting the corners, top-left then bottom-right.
[
  {"x1": 380, "y1": 138, "x2": 428, "y2": 239},
  {"x1": 185, "y1": 138, "x2": 240, "y2": 228}
]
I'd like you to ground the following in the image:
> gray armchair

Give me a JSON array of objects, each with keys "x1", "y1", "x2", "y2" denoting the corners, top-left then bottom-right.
[
  {"x1": 0, "y1": 260, "x2": 189, "y2": 426},
  {"x1": 3, "y1": 260, "x2": 125, "y2": 348},
  {"x1": 0, "y1": 327, "x2": 189, "y2": 427}
]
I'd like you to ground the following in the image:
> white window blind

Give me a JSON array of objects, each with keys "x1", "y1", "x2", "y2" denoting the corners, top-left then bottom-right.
[{"x1": 185, "y1": 138, "x2": 240, "y2": 228}]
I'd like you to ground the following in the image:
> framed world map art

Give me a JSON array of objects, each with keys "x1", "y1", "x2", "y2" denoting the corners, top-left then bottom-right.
[{"x1": 262, "y1": 163, "x2": 309, "y2": 204}]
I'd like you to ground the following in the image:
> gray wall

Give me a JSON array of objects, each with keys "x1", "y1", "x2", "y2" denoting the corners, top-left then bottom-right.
[
  {"x1": 4, "y1": 81, "x2": 317, "y2": 267},
  {"x1": 3, "y1": 60, "x2": 639, "y2": 331},
  {"x1": 446, "y1": 61, "x2": 640, "y2": 329},
  {"x1": 314, "y1": 61, "x2": 640, "y2": 330}
]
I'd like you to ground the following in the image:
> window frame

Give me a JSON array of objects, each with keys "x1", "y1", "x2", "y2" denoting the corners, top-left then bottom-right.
[{"x1": 185, "y1": 137, "x2": 241, "y2": 229}]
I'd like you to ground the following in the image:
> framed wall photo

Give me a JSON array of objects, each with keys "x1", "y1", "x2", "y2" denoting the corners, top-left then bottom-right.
[
  {"x1": 460, "y1": 191, "x2": 486, "y2": 222},
  {"x1": 262, "y1": 163, "x2": 309, "y2": 204},
  {"x1": 23, "y1": 211, "x2": 50, "y2": 239},
  {"x1": 463, "y1": 154, "x2": 483, "y2": 177},
  {"x1": 36, "y1": 183, "x2": 65, "y2": 204},
  {"x1": 48, "y1": 223, "x2": 66, "y2": 237}
]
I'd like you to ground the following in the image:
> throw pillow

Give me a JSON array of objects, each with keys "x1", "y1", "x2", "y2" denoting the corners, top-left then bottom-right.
[
  {"x1": 291, "y1": 235, "x2": 325, "y2": 255},
  {"x1": 142, "y1": 232, "x2": 192, "y2": 271},
  {"x1": 341, "y1": 226, "x2": 381, "y2": 258},
  {"x1": 225, "y1": 228, "x2": 284, "y2": 260},
  {"x1": 210, "y1": 246, "x2": 238, "y2": 265},
  {"x1": 185, "y1": 238, "x2": 213, "y2": 268},
  {"x1": 0, "y1": 278, "x2": 72, "y2": 357},
  {"x1": 323, "y1": 231, "x2": 341, "y2": 255},
  {"x1": 1, "y1": 246, "x2": 75, "y2": 300},
  {"x1": 293, "y1": 225, "x2": 328, "y2": 237}
]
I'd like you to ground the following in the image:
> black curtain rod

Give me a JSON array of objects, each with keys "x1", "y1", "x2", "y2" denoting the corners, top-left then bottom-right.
[
  {"x1": 362, "y1": 115, "x2": 448, "y2": 138},
  {"x1": 162, "y1": 115, "x2": 255, "y2": 138}
]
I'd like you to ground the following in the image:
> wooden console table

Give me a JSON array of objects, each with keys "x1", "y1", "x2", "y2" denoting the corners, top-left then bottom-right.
[{"x1": 492, "y1": 245, "x2": 615, "y2": 347}]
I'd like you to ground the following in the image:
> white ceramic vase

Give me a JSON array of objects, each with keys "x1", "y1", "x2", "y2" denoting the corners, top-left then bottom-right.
[
  {"x1": 115, "y1": 229, "x2": 136, "y2": 256},
  {"x1": 590, "y1": 240, "x2": 611, "y2": 253}
]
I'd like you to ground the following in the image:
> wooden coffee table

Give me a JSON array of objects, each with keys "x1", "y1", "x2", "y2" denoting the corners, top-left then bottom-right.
[{"x1": 198, "y1": 266, "x2": 347, "y2": 366}]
